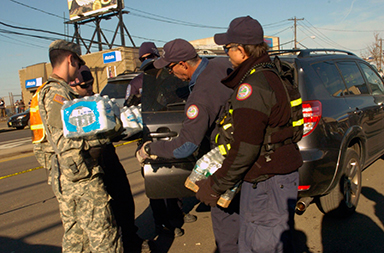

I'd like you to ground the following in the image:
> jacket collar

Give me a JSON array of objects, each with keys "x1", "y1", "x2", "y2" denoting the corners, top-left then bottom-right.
[
  {"x1": 221, "y1": 53, "x2": 271, "y2": 89},
  {"x1": 48, "y1": 74, "x2": 79, "y2": 96}
]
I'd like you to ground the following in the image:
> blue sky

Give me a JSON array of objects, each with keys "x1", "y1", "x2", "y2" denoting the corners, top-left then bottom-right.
[{"x1": 1, "y1": 0, "x2": 384, "y2": 100}]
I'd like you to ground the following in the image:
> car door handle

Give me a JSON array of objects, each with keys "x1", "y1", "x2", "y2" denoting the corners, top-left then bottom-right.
[
  {"x1": 354, "y1": 108, "x2": 363, "y2": 115},
  {"x1": 149, "y1": 131, "x2": 178, "y2": 138}
]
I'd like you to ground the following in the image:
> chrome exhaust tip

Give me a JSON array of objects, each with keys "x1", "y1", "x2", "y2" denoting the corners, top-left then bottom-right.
[{"x1": 295, "y1": 197, "x2": 313, "y2": 215}]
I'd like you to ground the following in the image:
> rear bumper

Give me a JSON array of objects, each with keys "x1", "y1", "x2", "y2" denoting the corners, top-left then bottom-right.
[{"x1": 298, "y1": 147, "x2": 339, "y2": 197}]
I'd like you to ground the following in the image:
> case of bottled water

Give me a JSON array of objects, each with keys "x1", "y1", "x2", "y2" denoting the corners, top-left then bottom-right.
[
  {"x1": 61, "y1": 94, "x2": 117, "y2": 138},
  {"x1": 120, "y1": 105, "x2": 143, "y2": 137}
]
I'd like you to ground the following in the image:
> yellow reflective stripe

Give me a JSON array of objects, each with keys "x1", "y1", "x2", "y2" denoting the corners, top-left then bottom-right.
[
  {"x1": 218, "y1": 145, "x2": 227, "y2": 155},
  {"x1": 223, "y1": 123, "x2": 232, "y2": 130},
  {"x1": 215, "y1": 134, "x2": 219, "y2": 143},
  {"x1": 290, "y1": 98, "x2": 302, "y2": 107},
  {"x1": 292, "y1": 118, "x2": 304, "y2": 127},
  {"x1": 226, "y1": 144, "x2": 231, "y2": 151},
  {"x1": 30, "y1": 107, "x2": 39, "y2": 113},
  {"x1": 30, "y1": 124, "x2": 44, "y2": 130},
  {"x1": 229, "y1": 109, "x2": 233, "y2": 114},
  {"x1": 250, "y1": 69, "x2": 256, "y2": 75}
]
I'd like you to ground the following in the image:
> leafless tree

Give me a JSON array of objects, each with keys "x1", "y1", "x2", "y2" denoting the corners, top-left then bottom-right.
[{"x1": 361, "y1": 33, "x2": 383, "y2": 70}]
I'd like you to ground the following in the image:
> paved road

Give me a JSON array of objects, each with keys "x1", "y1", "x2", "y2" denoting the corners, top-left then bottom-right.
[{"x1": 1, "y1": 127, "x2": 384, "y2": 252}]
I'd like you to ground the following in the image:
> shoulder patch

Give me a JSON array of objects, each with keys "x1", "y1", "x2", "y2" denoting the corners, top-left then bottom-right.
[
  {"x1": 53, "y1": 94, "x2": 67, "y2": 105},
  {"x1": 236, "y1": 83, "x2": 252, "y2": 100},
  {"x1": 186, "y1": 105, "x2": 199, "y2": 119}
]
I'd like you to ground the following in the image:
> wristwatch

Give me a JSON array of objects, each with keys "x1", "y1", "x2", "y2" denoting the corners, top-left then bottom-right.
[{"x1": 144, "y1": 143, "x2": 151, "y2": 155}]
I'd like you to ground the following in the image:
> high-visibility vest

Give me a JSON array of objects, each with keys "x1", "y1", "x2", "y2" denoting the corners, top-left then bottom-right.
[{"x1": 30, "y1": 82, "x2": 48, "y2": 144}]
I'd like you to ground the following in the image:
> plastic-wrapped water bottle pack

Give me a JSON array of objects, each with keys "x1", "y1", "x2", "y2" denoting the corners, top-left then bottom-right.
[
  {"x1": 120, "y1": 104, "x2": 143, "y2": 137},
  {"x1": 61, "y1": 94, "x2": 119, "y2": 138}
]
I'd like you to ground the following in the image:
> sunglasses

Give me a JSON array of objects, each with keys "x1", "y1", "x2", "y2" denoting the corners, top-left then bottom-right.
[
  {"x1": 139, "y1": 54, "x2": 156, "y2": 62},
  {"x1": 166, "y1": 62, "x2": 178, "y2": 74},
  {"x1": 70, "y1": 79, "x2": 93, "y2": 88},
  {"x1": 79, "y1": 81, "x2": 92, "y2": 88},
  {"x1": 223, "y1": 44, "x2": 240, "y2": 54}
]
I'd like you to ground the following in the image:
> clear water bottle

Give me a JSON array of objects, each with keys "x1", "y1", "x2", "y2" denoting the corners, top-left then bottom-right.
[
  {"x1": 130, "y1": 105, "x2": 143, "y2": 128},
  {"x1": 217, "y1": 182, "x2": 241, "y2": 208},
  {"x1": 120, "y1": 106, "x2": 142, "y2": 137},
  {"x1": 185, "y1": 155, "x2": 211, "y2": 192},
  {"x1": 206, "y1": 147, "x2": 225, "y2": 176},
  {"x1": 110, "y1": 98, "x2": 121, "y2": 117},
  {"x1": 185, "y1": 147, "x2": 225, "y2": 192}
]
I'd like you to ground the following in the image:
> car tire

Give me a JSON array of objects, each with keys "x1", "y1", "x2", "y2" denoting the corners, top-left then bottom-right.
[{"x1": 316, "y1": 148, "x2": 362, "y2": 218}]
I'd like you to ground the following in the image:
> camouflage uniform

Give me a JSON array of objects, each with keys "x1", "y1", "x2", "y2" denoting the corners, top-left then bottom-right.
[{"x1": 33, "y1": 75, "x2": 123, "y2": 252}]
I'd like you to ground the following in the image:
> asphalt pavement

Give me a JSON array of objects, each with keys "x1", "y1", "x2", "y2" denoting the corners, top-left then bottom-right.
[
  {"x1": 0, "y1": 118, "x2": 34, "y2": 160},
  {"x1": 0, "y1": 118, "x2": 10, "y2": 132}
]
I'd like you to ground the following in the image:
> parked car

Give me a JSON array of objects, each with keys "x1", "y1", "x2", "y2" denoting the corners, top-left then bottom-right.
[
  {"x1": 7, "y1": 108, "x2": 30, "y2": 130},
  {"x1": 140, "y1": 49, "x2": 384, "y2": 218}
]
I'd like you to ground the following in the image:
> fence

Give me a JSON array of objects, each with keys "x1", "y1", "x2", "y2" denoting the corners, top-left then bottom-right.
[{"x1": 0, "y1": 93, "x2": 25, "y2": 118}]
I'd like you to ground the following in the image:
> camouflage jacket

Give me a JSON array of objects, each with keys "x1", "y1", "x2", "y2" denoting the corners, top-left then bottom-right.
[{"x1": 33, "y1": 74, "x2": 110, "y2": 182}]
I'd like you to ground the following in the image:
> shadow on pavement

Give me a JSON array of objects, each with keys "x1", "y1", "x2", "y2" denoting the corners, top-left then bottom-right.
[
  {"x1": 0, "y1": 236, "x2": 61, "y2": 253},
  {"x1": 320, "y1": 187, "x2": 384, "y2": 253}
]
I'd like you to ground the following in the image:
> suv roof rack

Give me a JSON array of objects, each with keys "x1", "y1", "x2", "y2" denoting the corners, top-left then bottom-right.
[{"x1": 269, "y1": 49, "x2": 356, "y2": 58}]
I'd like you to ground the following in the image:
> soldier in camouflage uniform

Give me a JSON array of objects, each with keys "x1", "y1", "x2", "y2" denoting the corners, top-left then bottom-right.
[{"x1": 32, "y1": 40, "x2": 122, "y2": 252}]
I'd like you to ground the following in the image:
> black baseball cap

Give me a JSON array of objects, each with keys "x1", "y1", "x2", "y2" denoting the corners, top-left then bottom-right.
[
  {"x1": 139, "y1": 42, "x2": 160, "y2": 59},
  {"x1": 214, "y1": 16, "x2": 264, "y2": 45},
  {"x1": 69, "y1": 65, "x2": 93, "y2": 87},
  {"x1": 153, "y1": 39, "x2": 198, "y2": 69}
]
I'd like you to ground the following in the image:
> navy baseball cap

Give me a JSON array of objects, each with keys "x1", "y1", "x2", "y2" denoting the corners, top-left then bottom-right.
[
  {"x1": 214, "y1": 16, "x2": 264, "y2": 45},
  {"x1": 139, "y1": 42, "x2": 160, "y2": 58},
  {"x1": 69, "y1": 65, "x2": 93, "y2": 87},
  {"x1": 153, "y1": 39, "x2": 198, "y2": 69}
]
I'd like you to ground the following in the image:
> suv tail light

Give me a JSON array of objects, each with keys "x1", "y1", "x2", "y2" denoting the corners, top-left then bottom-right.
[{"x1": 302, "y1": 100, "x2": 322, "y2": 137}]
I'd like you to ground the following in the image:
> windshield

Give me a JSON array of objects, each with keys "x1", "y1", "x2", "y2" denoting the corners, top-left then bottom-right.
[
  {"x1": 142, "y1": 69, "x2": 190, "y2": 112},
  {"x1": 100, "y1": 80, "x2": 130, "y2": 99}
]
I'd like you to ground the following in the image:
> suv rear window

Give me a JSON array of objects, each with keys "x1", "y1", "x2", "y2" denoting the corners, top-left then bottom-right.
[
  {"x1": 141, "y1": 70, "x2": 190, "y2": 112},
  {"x1": 312, "y1": 61, "x2": 346, "y2": 97},
  {"x1": 100, "y1": 80, "x2": 129, "y2": 99},
  {"x1": 358, "y1": 63, "x2": 384, "y2": 95},
  {"x1": 336, "y1": 61, "x2": 369, "y2": 95}
]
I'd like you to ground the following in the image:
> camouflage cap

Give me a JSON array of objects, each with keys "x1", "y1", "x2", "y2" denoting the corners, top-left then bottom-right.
[{"x1": 49, "y1": 39, "x2": 85, "y2": 65}]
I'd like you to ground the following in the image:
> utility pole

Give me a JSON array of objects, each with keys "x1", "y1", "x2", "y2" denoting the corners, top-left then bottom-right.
[{"x1": 289, "y1": 17, "x2": 304, "y2": 50}]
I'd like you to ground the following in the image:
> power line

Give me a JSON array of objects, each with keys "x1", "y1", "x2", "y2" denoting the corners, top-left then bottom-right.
[
  {"x1": 126, "y1": 7, "x2": 227, "y2": 29},
  {"x1": 9, "y1": 0, "x2": 67, "y2": 20},
  {"x1": 302, "y1": 19, "x2": 366, "y2": 51},
  {"x1": 316, "y1": 27, "x2": 384, "y2": 33},
  {"x1": 263, "y1": 19, "x2": 291, "y2": 28},
  {"x1": 269, "y1": 26, "x2": 293, "y2": 37},
  {"x1": 8, "y1": 0, "x2": 164, "y2": 45},
  {"x1": 0, "y1": 33, "x2": 45, "y2": 49}
]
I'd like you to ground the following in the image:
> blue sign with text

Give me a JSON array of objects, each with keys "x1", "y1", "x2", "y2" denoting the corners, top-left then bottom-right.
[
  {"x1": 103, "y1": 51, "x2": 122, "y2": 64},
  {"x1": 25, "y1": 77, "x2": 42, "y2": 88}
]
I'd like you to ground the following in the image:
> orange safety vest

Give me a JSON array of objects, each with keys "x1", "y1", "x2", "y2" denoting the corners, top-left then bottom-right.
[{"x1": 30, "y1": 82, "x2": 48, "y2": 144}]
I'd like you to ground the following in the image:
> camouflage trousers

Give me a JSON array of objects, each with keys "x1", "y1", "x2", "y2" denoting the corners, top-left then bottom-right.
[{"x1": 51, "y1": 167, "x2": 123, "y2": 253}]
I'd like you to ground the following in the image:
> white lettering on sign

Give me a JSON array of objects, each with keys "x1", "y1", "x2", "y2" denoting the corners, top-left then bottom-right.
[{"x1": 105, "y1": 55, "x2": 115, "y2": 60}]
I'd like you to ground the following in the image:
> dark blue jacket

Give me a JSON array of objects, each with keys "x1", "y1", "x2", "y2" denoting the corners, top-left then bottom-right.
[{"x1": 149, "y1": 57, "x2": 233, "y2": 159}]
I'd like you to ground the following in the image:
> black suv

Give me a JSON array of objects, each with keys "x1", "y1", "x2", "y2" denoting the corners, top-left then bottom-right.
[{"x1": 140, "y1": 50, "x2": 384, "y2": 217}]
